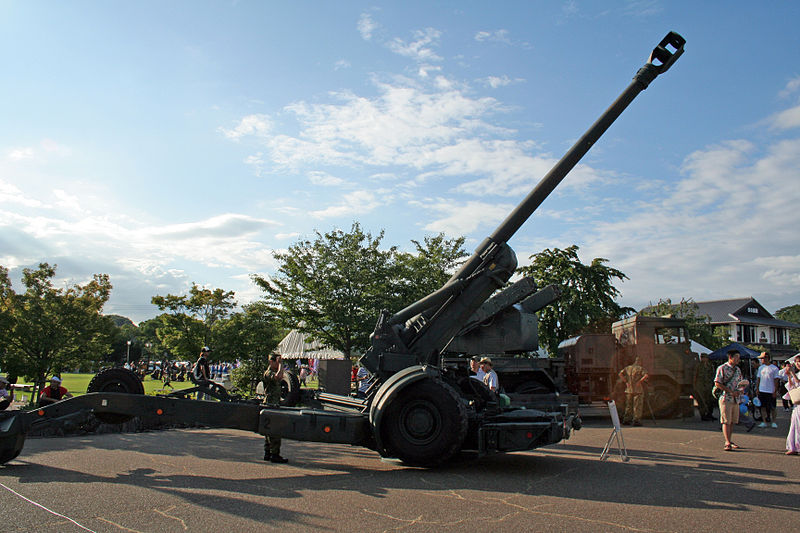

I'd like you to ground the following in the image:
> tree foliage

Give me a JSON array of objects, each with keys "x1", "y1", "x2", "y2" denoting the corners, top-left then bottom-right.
[
  {"x1": 151, "y1": 284, "x2": 236, "y2": 359},
  {"x1": 393, "y1": 234, "x2": 467, "y2": 306},
  {"x1": 638, "y1": 297, "x2": 730, "y2": 350},
  {"x1": 254, "y1": 223, "x2": 395, "y2": 358},
  {"x1": 776, "y1": 304, "x2": 800, "y2": 351},
  {"x1": 254, "y1": 223, "x2": 467, "y2": 358},
  {"x1": 215, "y1": 301, "x2": 283, "y2": 394},
  {"x1": 0, "y1": 263, "x2": 114, "y2": 397},
  {"x1": 517, "y1": 245, "x2": 633, "y2": 356}
]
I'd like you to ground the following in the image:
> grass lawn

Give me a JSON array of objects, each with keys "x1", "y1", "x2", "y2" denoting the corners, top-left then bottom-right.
[
  {"x1": 15, "y1": 373, "x2": 196, "y2": 398},
  {"x1": 13, "y1": 371, "x2": 321, "y2": 407}
]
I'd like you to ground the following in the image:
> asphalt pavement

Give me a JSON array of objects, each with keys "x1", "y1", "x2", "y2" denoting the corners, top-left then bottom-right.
[{"x1": 0, "y1": 410, "x2": 798, "y2": 532}]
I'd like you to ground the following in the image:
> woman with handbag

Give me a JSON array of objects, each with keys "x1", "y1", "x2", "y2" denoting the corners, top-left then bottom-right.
[{"x1": 783, "y1": 357, "x2": 800, "y2": 455}]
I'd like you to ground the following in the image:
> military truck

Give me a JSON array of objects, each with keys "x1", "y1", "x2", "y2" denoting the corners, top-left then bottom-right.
[
  {"x1": 0, "y1": 32, "x2": 685, "y2": 468},
  {"x1": 559, "y1": 315, "x2": 697, "y2": 417},
  {"x1": 444, "y1": 300, "x2": 697, "y2": 418}
]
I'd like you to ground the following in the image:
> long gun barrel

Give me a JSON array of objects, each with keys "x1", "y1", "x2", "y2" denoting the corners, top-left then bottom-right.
[
  {"x1": 449, "y1": 31, "x2": 685, "y2": 286},
  {"x1": 363, "y1": 32, "x2": 685, "y2": 376}
]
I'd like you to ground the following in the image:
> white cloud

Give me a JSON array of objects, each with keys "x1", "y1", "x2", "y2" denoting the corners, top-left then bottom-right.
[
  {"x1": 244, "y1": 81, "x2": 512, "y2": 173},
  {"x1": 388, "y1": 28, "x2": 442, "y2": 62},
  {"x1": 474, "y1": 30, "x2": 511, "y2": 45},
  {"x1": 53, "y1": 189, "x2": 83, "y2": 213},
  {"x1": 0, "y1": 179, "x2": 43, "y2": 207},
  {"x1": 4, "y1": 140, "x2": 71, "y2": 162},
  {"x1": 418, "y1": 65, "x2": 442, "y2": 78},
  {"x1": 308, "y1": 171, "x2": 346, "y2": 187},
  {"x1": 310, "y1": 190, "x2": 382, "y2": 219},
  {"x1": 770, "y1": 104, "x2": 800, "y2": 130},
  {"x1": 415, "y1": 199, "x2": 513, "y2": 235},
  {"x1": 578, "y1": 132, "x2": 800, "y2": 312},
  {"x1": 334, "y1": 59, "x2": 351, "y2": 70},
  {"x1": 779, "y1": 75, "x2": 800, "y2": 98},
  {"x1": 244, "y1": 152, "x2": 265, "y2": 176},
  {"x1": 358, "y1": 13, "x2": 379, "y2": 41},
  {"x1": 146, "y1": 213, "x2": 279, "y2": 240},
  {"x1": 219, "y1": 114, "x2": 272, "y2": 140},
  {"x1": 481, "y1": 75, "x2": 523, "y2": 89},
  {"x1": 223, "y1": 70, "x2": 613, "y2": 200},
  {"x1": 40, "y1": 139, "x2": 72, "y2": 156},
  {"x1": 6, "y1": 147, "x2": 35, "y2": 161}
]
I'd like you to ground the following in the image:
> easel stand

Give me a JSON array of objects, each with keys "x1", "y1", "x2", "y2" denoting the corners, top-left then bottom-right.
[{"x1": 600, "y1": 400, "x2": 630, "y2": 462}]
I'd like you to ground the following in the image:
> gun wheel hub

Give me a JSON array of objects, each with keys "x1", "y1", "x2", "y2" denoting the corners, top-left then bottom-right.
[{"x1": 398, "y1": 400, "x2": 441, "y2": 445}]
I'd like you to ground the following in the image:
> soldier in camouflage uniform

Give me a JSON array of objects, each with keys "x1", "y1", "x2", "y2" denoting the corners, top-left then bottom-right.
[
  {"x1": 619, "y1": 356, "x2": 649, "y2": 426},
  {"x1": 262, "y1": 352, "x2": 288, "y2": 463},
  {"x1": 693, "y1": 353, "x2": 716, "y2": 421}
]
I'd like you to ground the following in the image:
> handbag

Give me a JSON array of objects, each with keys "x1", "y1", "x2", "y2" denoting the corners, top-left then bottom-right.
[
  {"x1": 713, "y1": 364, "x2": 737, "y2": 400},
  {"x1": 789, "y1": 387, "x2": 800, "y2": 404}
]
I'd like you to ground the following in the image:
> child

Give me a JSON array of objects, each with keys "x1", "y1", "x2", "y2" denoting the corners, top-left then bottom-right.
[{"x1": 736, "y1": 379, "x2": 756, "y2": 432}]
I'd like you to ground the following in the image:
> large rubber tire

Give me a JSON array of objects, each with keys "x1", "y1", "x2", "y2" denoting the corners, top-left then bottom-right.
[
  {"x1": 379, "y1": 379, "x2": 468, "y2": 467},
  {"x1": 280, "y1": 370, "x2": 301, "y2": 407},
  {"x1": 0, "y1": 416, "x2": 26, "y2": 465},
  {"x1": 648, "y1": 378, "x2": 679, "y2": 418},
  {"x1": 87, "y1": 367, "x2": 145, "y2": 424}
]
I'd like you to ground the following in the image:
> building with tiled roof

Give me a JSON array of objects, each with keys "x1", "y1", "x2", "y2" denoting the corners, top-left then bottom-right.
[{"x1": 693, "y1": 297, "x2": 800, "y2": 359}]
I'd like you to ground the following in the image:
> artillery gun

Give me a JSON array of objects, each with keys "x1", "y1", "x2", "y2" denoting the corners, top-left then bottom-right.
[{"x1": 0, "y1": 32, "x2": 685, "y2": 467}]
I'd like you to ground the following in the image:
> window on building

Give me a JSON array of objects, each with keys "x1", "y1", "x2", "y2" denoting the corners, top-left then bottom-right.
[
  {"x1": 655, "y1": 327, "x2": 688, "y2": 344},
  {"x1": 771, "y1": 327, "x2": 787, "y2": 345},
  {"x1": 736, "y1": 324, "x2": 756, "y2": 342},
  {"x1": 736, "y1": 324, "x2": 756, "y2": 343}
]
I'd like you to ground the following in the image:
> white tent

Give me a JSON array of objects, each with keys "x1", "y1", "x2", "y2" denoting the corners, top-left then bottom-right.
[
  {"x1": 690, "y1": 340, "x2": 712, "y2": 356},
  {"x1": 276, "y1": 329, "x2": 346, "y2": 360}
]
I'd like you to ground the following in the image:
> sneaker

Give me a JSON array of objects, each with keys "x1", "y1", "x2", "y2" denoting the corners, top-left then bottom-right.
[
  {"x1": 771, "y1": 422, "x2": 778, "y2": 429},
  {"x1": 758, "y1": 422, "x2": 767, "y2": 428},
  {"x1": 270, "y1": 455, "x2": 288, "y2": 464}
]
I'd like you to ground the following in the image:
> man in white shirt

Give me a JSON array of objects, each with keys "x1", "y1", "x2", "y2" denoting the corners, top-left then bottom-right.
[
  {"x1": 480, "y1": 357, "x2": 499, "y2": 393},
  {"x1": 469, "y1": 356, "x2": 486, "y2": 382},
  {"x1": 755, "y1": 352, "x2": 780, "y2": 428}
]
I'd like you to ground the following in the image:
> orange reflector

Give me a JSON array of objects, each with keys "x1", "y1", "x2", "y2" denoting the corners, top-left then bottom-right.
[
  {"x1": 156, "y1": 409, "x2": 163, "y2": 415},
  {"x1": 323, "y1": 426, "x2": 331, "y2": 433},
  {"x1": 37, "y1": 409, "x2": 44, "y2": 416},
  {"x1": 526, "y1": 432, "x2": 533, "y2": 439}
]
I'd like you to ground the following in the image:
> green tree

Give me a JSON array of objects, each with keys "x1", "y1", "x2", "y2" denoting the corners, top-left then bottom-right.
[
  {"x1": 517, "y1": 245, "x2": 633, "y2": 356},
  {"x1": 392, "y1": 234, "x2": 468, "y2": 308},
  {"x1": 254, "y1": 224, "x2": 468, "y2": 359},
  {"x1": 0, "y1": 263, "x2": 114, "y2": 398},
  {"x1": 151, "y1": 284, "x2": 236, "y2": 359},
  {"x1": 776, "y1": 304, "x2": 800, "y2": 351},
  {"x1": 214, "y1": 301, "x2": 283, "y2": 394},
  {"x1": 253, "y1": 223, "x2": 396, "y2": 358},
  {"x1": 638, "y1": 297, "x2": 729, "y2": 350}
]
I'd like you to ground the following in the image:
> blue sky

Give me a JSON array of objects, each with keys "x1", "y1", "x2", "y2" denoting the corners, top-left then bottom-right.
[{"x1": 2, "y1": 1, "x2": 799, "y2": 324}]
